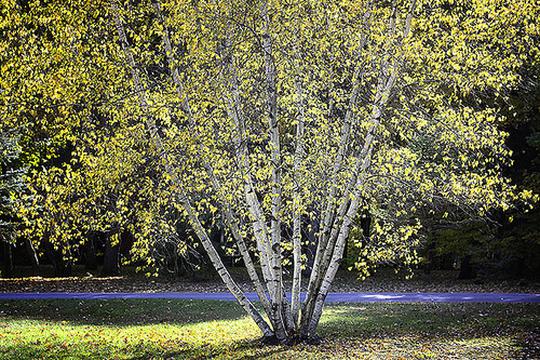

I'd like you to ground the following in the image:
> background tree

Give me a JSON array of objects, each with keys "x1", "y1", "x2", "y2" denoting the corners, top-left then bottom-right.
[
  {"x1": 0, "y1": 0, "x2": 197, "y2": 277},
  {"x1": 0, "y1": 128, "x2": 23, "y2": 277},
  {"x1": 415, "y1": 66, "x2": 540, "y2": 280}
]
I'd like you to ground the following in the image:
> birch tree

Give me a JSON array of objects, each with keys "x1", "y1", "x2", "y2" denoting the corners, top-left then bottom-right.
[{"x1": 2, "y1": 0, "x2": 539, "y2": 343}]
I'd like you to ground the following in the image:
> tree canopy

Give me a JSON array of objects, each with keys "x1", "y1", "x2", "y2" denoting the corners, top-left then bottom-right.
[{"x1": 1, "y1": 0, "x2": 539, "y2": 343}]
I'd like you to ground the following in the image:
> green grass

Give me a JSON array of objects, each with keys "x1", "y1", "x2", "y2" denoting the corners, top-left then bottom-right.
[{"x1": 0, "y1": 300, "x2": 538, "y2": 359}]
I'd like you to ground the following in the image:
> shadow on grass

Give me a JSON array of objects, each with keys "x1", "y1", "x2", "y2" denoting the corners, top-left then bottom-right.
[
  {"x1": 319, "y1": 302, "x2": 540, "y2": 339},
  {"x1": 0, "y1": 299, "x2": 248, "y2": 325},
  {"x1": 1, "y1": 300, "x2": 539, "y2": 334},
  {"x1": 1, "y1": 300, "x2": 539, "y2": 359},
  {"x1": 0, "y1": 343, "x2": 288, "y2": 360}
]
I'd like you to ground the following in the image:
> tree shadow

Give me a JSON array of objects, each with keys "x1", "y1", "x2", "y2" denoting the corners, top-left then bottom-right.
[
  {"x1": 1, "y1": 301, "x2": 539, "y2": 359},
  {"x1": 0, "y1": 299, "x2": 250, "y2": 326},
  {"x1": 0, "y1": 341, "x2": 288, "y2": 360},
  {"x1": 318, "y1": 302, "x2": 540, "y2": 340}
]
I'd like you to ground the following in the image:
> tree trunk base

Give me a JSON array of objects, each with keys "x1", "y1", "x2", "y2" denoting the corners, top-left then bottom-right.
[
  {"x1": 259, "y1": 334, "x2": 323, "y2": 346},
  {"x1": 260, "y1": 335, "x2": 282, "y2": 346},
  {"x1": 458, "y1": 255, "x2": 476, "y2": 280},
  {"x1": 299, "y1": 334, "x2": 323, "y2": 345}
]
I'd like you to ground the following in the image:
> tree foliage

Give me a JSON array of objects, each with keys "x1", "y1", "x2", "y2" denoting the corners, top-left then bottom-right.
[{"x1": 1, "y1": 0, "x2": 539, "y2": 343}]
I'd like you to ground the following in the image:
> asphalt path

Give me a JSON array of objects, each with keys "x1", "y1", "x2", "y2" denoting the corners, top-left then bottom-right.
[{"x1": 0, "y1": 292, "x2": 538, "y2": 303}]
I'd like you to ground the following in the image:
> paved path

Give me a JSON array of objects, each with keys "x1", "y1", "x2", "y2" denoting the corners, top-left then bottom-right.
[{"x1": 0, "y1": 292, "x2": 539, "y2": 303}]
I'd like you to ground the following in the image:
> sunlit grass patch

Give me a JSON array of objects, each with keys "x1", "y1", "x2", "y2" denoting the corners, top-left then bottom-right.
[{"x1": 0, "y1": 300, "x2": 538, "y2": 359}]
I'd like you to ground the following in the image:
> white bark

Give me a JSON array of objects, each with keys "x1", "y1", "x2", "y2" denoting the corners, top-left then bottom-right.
[
  {"x1": 151, "y1": 0, "x2": 273, "y2": 315},
  {"x1": 305, "y1": 0, "x2": 416, "y2": 336},
  {"x1": 112, "y1": 1, "x2": 273, "y2": 337},
  {"x1": 291, "y1": 77, "x2": 305, "y2": 328},
  {"x1": 219, "y1": 33, "x2": 276, "y2": 295},
  {"x1": 218, "y1": 20, "x2": 290, "y2": 338},
  {"x1": 222, "y1": 64, "x2": 276, "y2": 293},
  {"x1": 260, "y1": 0, "x2": 287, "y2": 340},
  {"x1": 301, "y1": 5, "x2": 374, "y2": 334},
  {"x1": 305, "y1": 4, "x2": 373, "y2": 310},
  {"x1": 117, "y1": 0, "x2": 416, "y2": 343}
]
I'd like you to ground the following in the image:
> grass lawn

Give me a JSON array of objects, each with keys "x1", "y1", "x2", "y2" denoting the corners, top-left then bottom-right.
[{"x1": 0, "y1": 300, "x2": 538, "y2": 359}]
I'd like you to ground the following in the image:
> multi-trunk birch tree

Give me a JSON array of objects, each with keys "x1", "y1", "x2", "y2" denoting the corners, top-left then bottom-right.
[{"x1": 2, "y1": 0, "x2": 539, "y2": 343}]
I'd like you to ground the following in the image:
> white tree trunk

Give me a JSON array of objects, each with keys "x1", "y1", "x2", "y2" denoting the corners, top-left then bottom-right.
[
  {"x1": 303, "y1": 0, "x2": 416, "y2": 337},
  {"x1": 260, "y1": 0, "x2": 288, "y2": 340},
  {"x1": 305, "y1": 5, "x2": 373, "y2": 315},
  {"x1": 115, "y1": 0, "x2": 416, "y2": 344},
  {"x1": 291, "y1": 78, "x2": 305, "y2": 328},
  {"x1": 112, "y1": 1, "x2": 273, "y2": 337},
  {"x1": 152, "y1": 0, "x2": 272, "y2": 316}
]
